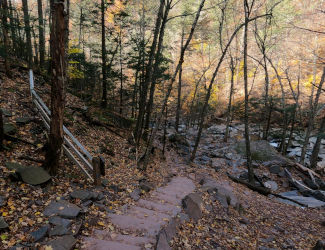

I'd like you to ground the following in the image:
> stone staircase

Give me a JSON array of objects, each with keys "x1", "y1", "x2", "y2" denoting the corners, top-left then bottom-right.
[{"x1": 82, "y1": 176, "x2": 195, "y2": 250}]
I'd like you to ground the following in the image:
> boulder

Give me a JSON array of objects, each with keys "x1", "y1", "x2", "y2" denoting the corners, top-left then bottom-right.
[
  {"x1": 182, "y1": 193, "x2": 203, "y2": 221},
  {"x1": 235, "y1": 140, "x2": 291, "y2": 164},
  {"x1": 139, "y1": 181, "x2": 154, "y2": 192},
  {"x1": 43, "y1": 235, "x2": 76, "y2": 250},
  {"x1": 156, "y1": 230, "x2": 171, "y2": 250},
  {"x1": 168, "y1": 133, "x2": 189, "y2": 147},
  {"x1": 30, "y1": 225, "x2": 50, "y2": 242},
  {"x1": 43, "y1": 201, "x2": 81, "y2": 219}
]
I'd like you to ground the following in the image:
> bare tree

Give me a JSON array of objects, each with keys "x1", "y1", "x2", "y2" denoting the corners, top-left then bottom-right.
[
  {"x1": 1, "y1": 0, "x2": 11, "y2": 76},
  {"x1": 37, "y1": 0, "x2": 45, "y2": 67},
  {"x1": 22, "y1": 0, "x2": 33, "y2": 68}
]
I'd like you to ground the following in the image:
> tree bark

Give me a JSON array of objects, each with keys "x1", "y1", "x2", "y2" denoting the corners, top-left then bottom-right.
[
  {"x1": 300, "y1": 67, "x2": 325, "y2": 164},
  {"x1": 43, "y1": 0, "x2": 66, "y2": 175},
  {"x1": 101, "y1": 0, "x2": 107, "y2": 107},
  {"x1": 143, "y1": 0, "x2": 206, "y2": 167},
  {"x1": 1, "y1": 0, "x2": 11, "y2": 77},
  {"x1": 22, "y1": 0, "x2": 33, "y2": 69},
  {"x1": 0, "y1": 109, "x2": 4, "y2": 151},
  {"x1": 224, "y1": 56, "x2": 235, "y2": 142},
  {"x1": 175, "y1": 26, "x2": 185, "y2": 133},
  {"x1": 8, "y1": 0, "x2": 17, "y2": 55},
  {"x1": 243, "y1": 0, "x2": 254, "y2": 184},
  {"x1": 310, "y1": 116, "x2": 325, "y2": 168},
  {"x1": 134, "y1": 0, "x2": 165, "y2": 145},
  {"x1": 37, "y1": 0, "x2": 45, "y2": 67}
]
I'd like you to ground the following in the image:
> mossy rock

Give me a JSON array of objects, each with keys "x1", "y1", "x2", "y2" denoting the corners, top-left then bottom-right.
[
  {"x1": 235, "y1": 140, "x2": 290, "y2": 163},
  {"x1": 4, "y1": 123, "x2": 16, "y2": 135},
  {"x1": 5, "y1": 162, "x2": 51, "y2": 185}
]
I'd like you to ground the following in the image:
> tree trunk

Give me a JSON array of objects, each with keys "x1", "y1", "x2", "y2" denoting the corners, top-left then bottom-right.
[
  {"x1": 243, "y1": 0, "x2": 254, "y2": 184},
  {"x1": 43, "y1": 0, "x2": 66, "y2": 175},
  {"x1": 143, "y1": 0, "x2": 170, "y2": 140},
  {"x1": 143, "y1": 0, "x2": 206, "y2": 167},
  {"x1": 262, "y1": 54, "x2": 270, "y2": 139},
  {"x1": 22, "y1": 0, "x2": 33, "y2": 69},
  {"x1": 134, "y1": 0, "x2": 165, "y2": 145},
  {"x1": 1, "y1": 0, "x2": 11, "y2": 77},
  {"x1": 37, "y1": 0, "x2": 45, "y2": 67},
  {"x1": 300, "y1": 67, "x2": 325, "y2": 164},
  {"x1": 175, "y1": 26, "x2": 184, "y2": 133},
  {"x1": 101, "y1": 0, "x2": 107, "y2": 107},
  {"x1": 310, "y1": 116, "x2": 325, "y2": 168},
  {"x1": 0, "y1": 109, "x2": 4, "y2": 151},
  {"x1": 119, "y1": 29, "x2": 123, "y2": 115},
  {"x1": 8, "y1": 0, "x2": 17, "y2": 55},
  {"x1": 224, "y1": 57, "x2": 235, "y2": 142}
]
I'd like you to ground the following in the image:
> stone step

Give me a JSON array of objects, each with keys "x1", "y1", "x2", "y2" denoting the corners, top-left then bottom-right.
[
  {"x1": 92, "y1": 230, "x2": 155, "y2": 247},
  {"x1": 83, "y1": 237, "x2": 141, "y2": 250},
  {"x1": 137, "y1": 199, "x2": 181, "y2": 216},
  {"x1": 107, "y1": 213, "x2": 165, "y2": 236},
  {"x1": 150, "y1": 191, "x2": 181, "y2": 205},
  {"x1": 127, "y1": 206, "x2": 171, "y2": 222}
]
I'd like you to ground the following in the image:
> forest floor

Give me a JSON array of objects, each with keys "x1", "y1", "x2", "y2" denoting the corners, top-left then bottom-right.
[{"x1": 0, "y1": 67, "x2": 324, "y2": 249}]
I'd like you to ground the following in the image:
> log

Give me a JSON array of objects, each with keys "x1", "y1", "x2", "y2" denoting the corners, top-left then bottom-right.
[
  {"x1": 227, "y1": 173, "x2": 307, "y2": 207},
  {"x1": 294, "y1": 162, "x2": 321, "y2": 178}
]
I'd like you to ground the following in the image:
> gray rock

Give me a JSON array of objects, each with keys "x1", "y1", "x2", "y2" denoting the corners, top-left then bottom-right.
[
  {"x1": 43, "y1": 235, "x2": 76, "y2": 250},
  {"x1": 264, "y1": 181, "x2": 278, "y2": 191},
  {"x1": 269, "y1": 165, "x2": 281, "y2": 174},
  {"x1": 49, "y1": 225, "x2": 70, "y2": 237},
  {"x1": 0, "y1": 196, "x2": 6, "y2": 207},
  {"x1": 49, "y1": 216, "x2": 72, "y2": 228},
  {"x1": 278, "y1": 191, "x2": 325, "y2": 208},
  {"x1": 168, "y1": 133, "x2": 189, "y2": 147},
  {"x1": 16, "y1": 117, "x2": 33, "y2": 125},
  {"x1": 4, "y1": 123, "x2": 16, "y2": 135},
  {"x1": 156, "y1": 230, "x2": 171, "y2": 250},
  {"x1": 1, "y1": 109, "x2": 12, "y2": 117},
  {"x1": 0, "y1": 217, "x2": 8, "y2": 229},
  {"x1": 139, "y1": 181, "x2": 154, "y2": 192},
  {"x1": 313, "y1": 240, "x2": 325, "y2": 250},
  {"x1": 182, "y1": 193, "x2": 203, "y2": 221},
  {"x1": 43, "y1": 201, "x2": 81, "y2": 219},
  {"x1": 164, "y1": 218, "x2": 179, "y2": 242},
  {"x1": 130, "y1": 188, "x2": 141, "y2": 201},
  {"x1": 30, "y1": 225, "x2": 50, "y2": 242},
  {"x1": 5, "y1": 162, "x2": 51, "y2": 185},
  {"x1": 236, "y1": 140, "x2": 290, "y2": 164},
  {"x1": 70, "y1": 190, "x2": 92, "y2": 201}
]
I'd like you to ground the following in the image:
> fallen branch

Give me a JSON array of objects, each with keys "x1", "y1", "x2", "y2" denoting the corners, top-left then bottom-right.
[
  {"x1": 294, "y1": 162, "x2": 321, "y2": 178},
  {"x1": 227, "y1": 173, "x2": 307, "y2": 207}
]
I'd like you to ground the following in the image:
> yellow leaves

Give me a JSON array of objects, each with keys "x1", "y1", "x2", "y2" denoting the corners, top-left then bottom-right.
[
  {"x1": 2, "y1": 212, "x2": 8, "y2": 217},
  {"x1": 97, "y1": 221, "x2": 105, "y2": 227}
]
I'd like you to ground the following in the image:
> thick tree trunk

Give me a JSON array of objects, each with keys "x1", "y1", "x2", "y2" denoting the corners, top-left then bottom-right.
[
  {"x1": 1, "y1": 0, "x2": 11, "y2": 77},
  {"x1": 243, "y1": 0, "x2": 254, "y2": 184},
  {"x1": 22, "y1": 0, "x2": 33, "y2": 69},
  {"x1": 101, "y1": 0, "x2": 107, "y2": 107},
  {"x1": 175, "y1": 26, "x2": 185, "y2": 133},
  {"x1": 37, "y1": 0, "x2": 45, "y2": 67},
  {"x1": 43, "y1": 0, "x2": 66, "y2": 175},
  {"x1": 310, "y1": 116, "x2": 325, "y2": 168}
]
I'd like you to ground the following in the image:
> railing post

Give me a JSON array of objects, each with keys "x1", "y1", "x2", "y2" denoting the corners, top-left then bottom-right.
[
  {"x1": 92, "y1": 157, "x2": 102, "y2": 186},
  {"x1": 29, "y1": 69, "x2": 34, "y2": 97}
]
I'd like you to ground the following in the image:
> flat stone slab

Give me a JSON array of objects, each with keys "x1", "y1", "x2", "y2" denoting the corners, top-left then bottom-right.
[
  {"x1": 278, "y1": 191, "x2": 325, "y2": 208},
  {"x1": 83, "y1": 237, "x2": 141, "y2": 250},
  {"x1": 49, "y1": 216, "x2": 72, "y2": 228},
  {"x1": 44, "y1": 200, "x2": 81, "y2": 219},
  {"x1": 43, "y1": 235, "x2": 76, "y2": 250}
]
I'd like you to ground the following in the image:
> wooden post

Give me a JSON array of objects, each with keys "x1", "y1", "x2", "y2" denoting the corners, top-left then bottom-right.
[{"x1": 92, "y1": 157, "x2": 101, "y2": 186}]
